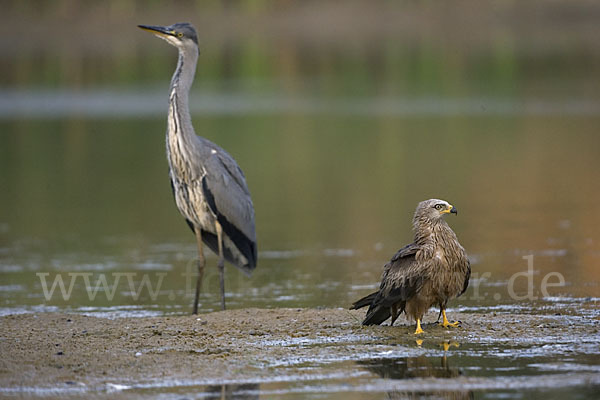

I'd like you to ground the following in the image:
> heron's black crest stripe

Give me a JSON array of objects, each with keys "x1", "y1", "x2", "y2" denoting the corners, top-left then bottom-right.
[{"x1": 202, "y1": 177, "x2": 257, "y2": 271}]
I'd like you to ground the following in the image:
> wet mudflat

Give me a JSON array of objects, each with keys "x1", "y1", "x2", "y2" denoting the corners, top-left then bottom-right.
[{"x1": 1, "y1": 299, "x2": 598, "y2": 399}]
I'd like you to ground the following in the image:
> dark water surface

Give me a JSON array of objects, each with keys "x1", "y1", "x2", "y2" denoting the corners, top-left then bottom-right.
[{"x1": 1, "y1": 1, "x2": 600, "y2": 397}]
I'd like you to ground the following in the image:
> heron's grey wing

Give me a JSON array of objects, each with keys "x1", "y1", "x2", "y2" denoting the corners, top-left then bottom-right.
[{"x1": 201, "y1": 149, "x2": 257, "y2": 269}]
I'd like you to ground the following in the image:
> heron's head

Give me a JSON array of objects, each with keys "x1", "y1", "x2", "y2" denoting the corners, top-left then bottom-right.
[
  {"x1": 138, "y1": 23, "x2": 198, "y2": 50},
  {"x1": 415, "y1": 199, "x2": 457, "y2": 223}
]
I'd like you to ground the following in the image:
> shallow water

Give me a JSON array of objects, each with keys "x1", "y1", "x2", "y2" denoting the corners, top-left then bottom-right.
[
  {"x1": 1, "y1": 116, "x2": 599, "y2": 316},
  {"x1": 1, "y1": 2, "x2": 600, "y2": 397}
]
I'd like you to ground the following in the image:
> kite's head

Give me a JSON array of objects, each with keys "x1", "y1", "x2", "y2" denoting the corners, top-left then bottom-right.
[{"x1": 415, "y1": 199, "x2": 457, "y2": 223}]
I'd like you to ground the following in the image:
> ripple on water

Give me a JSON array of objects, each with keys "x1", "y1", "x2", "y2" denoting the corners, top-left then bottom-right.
[
  {"x1": 0, "y1": 265, "x2": 23, "y2": 273},
  {"x1": 0, "y1": 284, "x2": 24, "y2": 292}
]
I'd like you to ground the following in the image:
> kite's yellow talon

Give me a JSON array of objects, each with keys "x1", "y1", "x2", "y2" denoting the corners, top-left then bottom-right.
[
  {"x1": 443, "y1": 320, "x2": 460, "y2": 328},
  {"x1": 441, "y1": 310, "x2": 460, "y2": 328},
  {"x1": 414, "y1": 319, "x2": 425, "y2": 335}
]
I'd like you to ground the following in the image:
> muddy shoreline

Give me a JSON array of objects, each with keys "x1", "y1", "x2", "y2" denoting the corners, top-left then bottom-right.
[{"x1": 1, "y1": 307, "x2": 599, "y2": 397}]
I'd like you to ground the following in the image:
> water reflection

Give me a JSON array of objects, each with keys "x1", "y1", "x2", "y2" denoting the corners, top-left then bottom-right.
[
  {"x1": 358, "y1": 341, "x2": 472, "y2": 399},
  {"x1": 360, "y1": 343, "x2": 463, "y2": 379},
  {"x1": 360, "y1": 355, "x2": 461, "y2": 380}
]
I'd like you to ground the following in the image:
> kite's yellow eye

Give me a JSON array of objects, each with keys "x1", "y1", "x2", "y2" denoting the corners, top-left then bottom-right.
[{"x1": 434, "y1": 204, "x2": 444, "y2": 210}]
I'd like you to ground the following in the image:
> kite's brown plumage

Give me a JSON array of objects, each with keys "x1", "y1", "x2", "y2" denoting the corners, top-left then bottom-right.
[{"x1": 350, "y1": 199, "x2": 470, "y2": 334}]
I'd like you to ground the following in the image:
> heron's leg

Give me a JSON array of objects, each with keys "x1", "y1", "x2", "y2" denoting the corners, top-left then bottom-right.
[
  {"x1": 414, "y1": 318, "x2": 424, "y2": 335},
  {"x1": 193, "y1": 228, "x2": 205, "y2": 315},
  {"x1": 441, "y1": 309, "x2": 460, "y2": 328},
  {"x1": 215, "y1": 221, "x2": 226, "y2": 311},
  {"x1": 390, "y1": 304, "x2": 399, "y2": 326}
]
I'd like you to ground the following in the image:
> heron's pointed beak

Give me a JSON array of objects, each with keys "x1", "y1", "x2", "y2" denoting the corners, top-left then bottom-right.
[{"x1": 138, "y1": 24, "x2": 175, "y2": 38}]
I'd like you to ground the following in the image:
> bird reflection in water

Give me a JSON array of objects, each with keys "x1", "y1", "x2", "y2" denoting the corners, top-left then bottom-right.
[
  {"x1": 358, "y1": 341, "x2": 472, "y2": 399},
  {"x1": 203, "y1": 383, "x2": 260, "y2": 400}
]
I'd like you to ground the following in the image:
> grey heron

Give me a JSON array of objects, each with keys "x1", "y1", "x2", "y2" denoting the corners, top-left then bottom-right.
[{"x1": 138, "y1": 23, "x2": 257, "y2": 313}]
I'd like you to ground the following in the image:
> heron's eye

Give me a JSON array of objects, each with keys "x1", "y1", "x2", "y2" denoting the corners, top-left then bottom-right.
[
  {"x1": 434, "y1": 204, "x2": 444, "y2": 210},
  {"x1": 177, "y1": 32, "x2": 183, "y2": 38}
]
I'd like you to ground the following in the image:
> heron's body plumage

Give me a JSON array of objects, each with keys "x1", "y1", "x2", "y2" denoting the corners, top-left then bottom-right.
[{"x1": 166, "y1": 81, "x2": 256, "y2": 273}]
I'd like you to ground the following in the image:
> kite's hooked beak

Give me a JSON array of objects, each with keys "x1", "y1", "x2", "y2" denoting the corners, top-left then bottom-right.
[{"x1": 441, "y1": 204, "x2": 457, "y2": 215}]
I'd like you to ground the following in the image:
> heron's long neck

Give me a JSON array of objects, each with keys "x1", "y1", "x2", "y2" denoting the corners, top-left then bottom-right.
[{"x1": 167, "y1": 46, "x2": 199, "y2": 144}]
